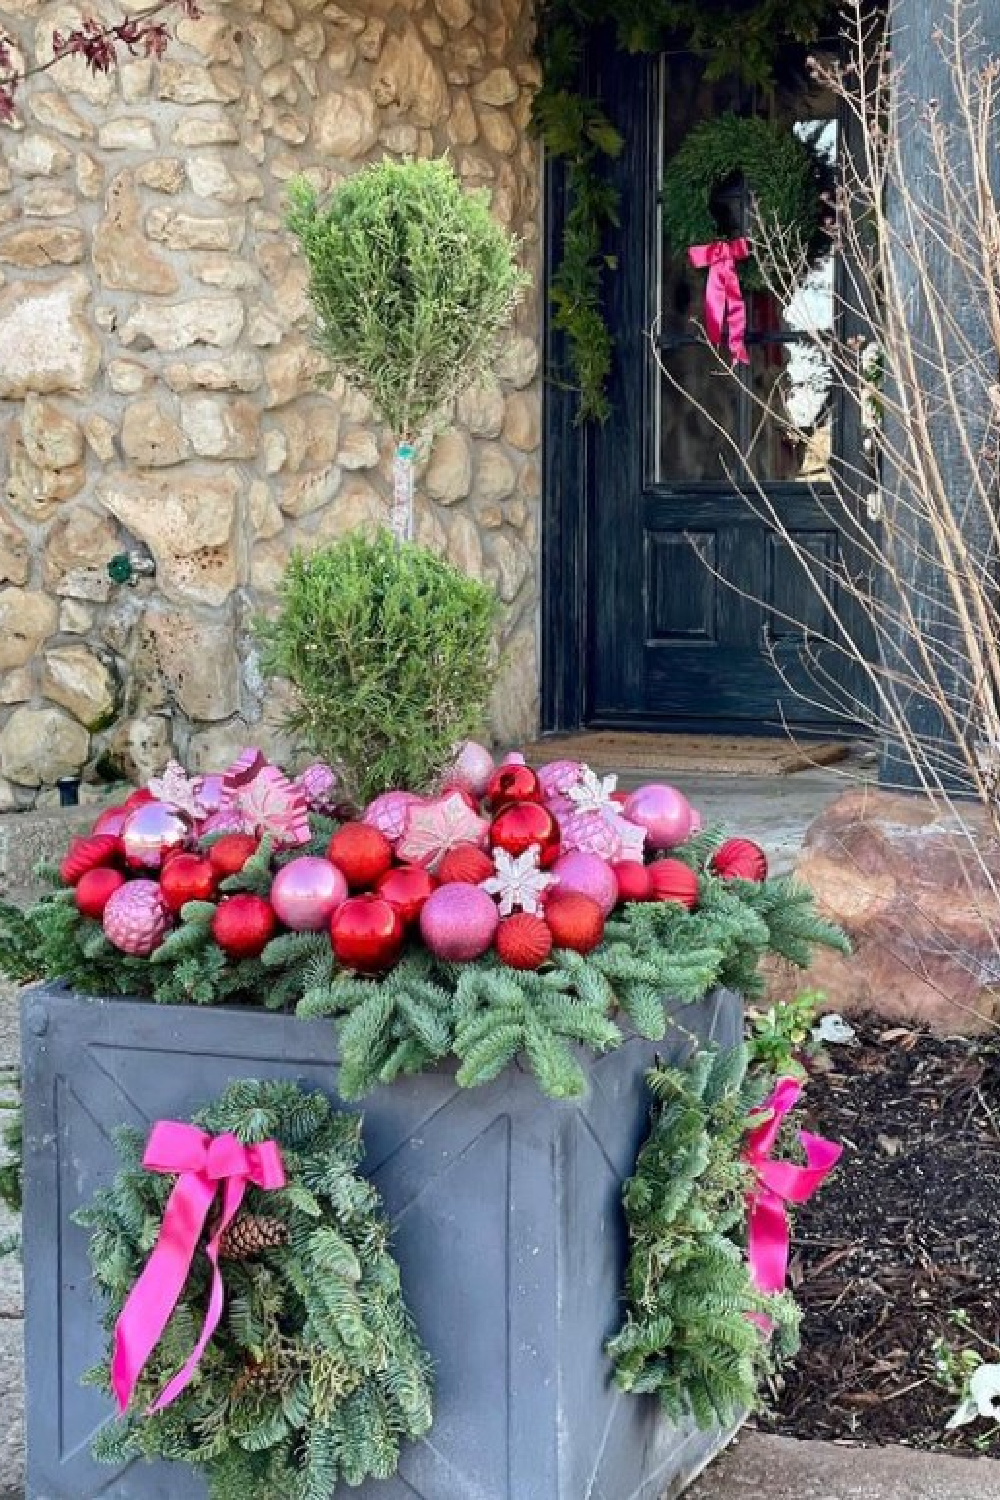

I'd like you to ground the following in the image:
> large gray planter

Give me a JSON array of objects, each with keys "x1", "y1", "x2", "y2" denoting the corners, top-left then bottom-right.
[{"x1": 22, "y1": 984, "x2": 742, "y2": 1500}]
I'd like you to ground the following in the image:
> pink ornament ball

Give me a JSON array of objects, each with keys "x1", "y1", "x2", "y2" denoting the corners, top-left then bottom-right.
[
  {"x1": 91, "y1": 804, "x2": 130, "y2": 838},
  {"x1": 622, "y1": 784, "x2": 695, "y2": 851},
  {"x1": 296, "y1": 761, "x2": 340, "y2": 816},
  {"x1": 544, "y1": 792, "x2": 576, "y2": 821},
  {"x1": 419, "y1": 882, "x2": 499, "y2": 962},
  {"x1": 193, "y1": 774, "x2": 225, "y2": 815},
  {"x1": 120, "y1": 802, "x2": 189, "y2": 870},
  {"x1": 270, "y1": 856, "x2": 348, "y2": 931},
  {"x1": 363, "y1": 790, "x2": 423, "y2": 844},
  {"x1": 449, "y1": 741, "x2": 496, "y2": 798},
  {"x1": 102, "y1": 879, "x2": 170, "y2": 956},
  {"x1": 502, "y1": 750, "x2": 527, "y2": 766},
  {"x1": 551, "y1": 851, "x2": 619, "y2": 918},
  {"x1": 537, "y1": 760, "x2": 584, "y2": 799},
  {"x1": 560, "y1": 809, "x2": 622, "y2": 861}
]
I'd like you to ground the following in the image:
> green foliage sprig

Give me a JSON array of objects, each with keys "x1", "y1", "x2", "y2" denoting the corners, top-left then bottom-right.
[
  {"x1": 257, "y1": 530, "x2": 498, "y2": 804},
  {"x1": 607, "y1": 1044, "x2": 801, "y2": 1426},
  {"x1": 76, "y1": 1079, "x2": 432, "y2": 1500}
]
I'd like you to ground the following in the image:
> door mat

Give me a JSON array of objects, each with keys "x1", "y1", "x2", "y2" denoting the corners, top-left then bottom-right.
[{"x1": 521, "y1": 732, "x2": 851, "y2": 777}]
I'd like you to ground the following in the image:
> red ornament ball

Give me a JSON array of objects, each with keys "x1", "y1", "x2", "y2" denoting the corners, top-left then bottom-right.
[
  {"x1": 611, "y1": 859, "x2": 653, "y2": 904},
  {"x1": 648, "y1": 859, "x2": 700, "y2": 910},
  {"x1": 544, "y1": 891, "x2": 605, "y2": 954},
  {"x1": 327, "y1": 822, "x2": 394, "y2": 890},
  {"x1": 212, "y1": 894, "x2": 277, "y2": 960},
  {"x1": 208, "y1": 834, "x2": 260, "y2": 880},
  {"x1": 710, "y1": 837, "x2": 769, "y2": 883},
  {"x1": 376, "y1": 864, "x2": 436, "y2": 926},
  {"x1": 91, "y1": 804, "x2": 130, "y2": 838},
  {"x1": 610, "y1": 790, "x2": 629, "y2": 807},
  {"x1": 486, "y1": 763, "x2": 542, "y2": 810},
  {"x1": 159, "y1": 853, "x2": 217, "y2": 913},
  {"x1": 439, "y1": 784, "x2": 482, "y2": 813},
  {"x1": 60, "y1": 834, "x2": 121, "y2": 886},
  {"x1": 330, "y1": 895, "x2": 404, "y2": 972},
  {"x1": 437, "y1": 842, "x2": 496, "y2": 885},
  {"x1": 75, "y1": 867, "x2": 126, "y2": 920},
  {"x1": 123, "y1": 786, "x2": 156, "y2": 811},
  {"x1": 490, "y1": 802, "x2": 561, "y2": 865},
  {"x1": 496, "y1": 913, "x2": 553, "y2": 970}
]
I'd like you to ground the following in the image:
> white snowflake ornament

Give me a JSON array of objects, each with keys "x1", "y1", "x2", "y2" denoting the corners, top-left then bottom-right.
[
  {"x1": 566, "y1": 766, "x2": 619, "y2": 814},
  {"x1": 480, "y1": 847, "x2": 556, "y2": 917}
]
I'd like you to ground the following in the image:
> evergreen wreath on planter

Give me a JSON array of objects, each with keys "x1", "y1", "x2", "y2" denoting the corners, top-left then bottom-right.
[
  {"x1": 75, "y1": 1079, "x2": 433, "y2": 1500},
  {"x1": 661, "y1": 113, "x2": 825, "y2": 290}
]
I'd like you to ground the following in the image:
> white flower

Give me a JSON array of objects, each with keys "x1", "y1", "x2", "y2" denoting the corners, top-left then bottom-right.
[
  {"x1": 947, "y1": 1363, "x2": 1000, "y2": 1429},
  {"x1": 481, "y1": 847, "x2": 556, "y2": 917},
  {"x1": 567, "y1": 766, "x2": 619, "y2": 814},
  {"x1": 813, "y1": 1014, "x2": 857, "y2": 1046}
]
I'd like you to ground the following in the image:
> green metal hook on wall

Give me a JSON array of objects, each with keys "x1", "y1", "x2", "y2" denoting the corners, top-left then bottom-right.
[{"x1": 107, "y1": 552, "x2": 156, "y2": 587}]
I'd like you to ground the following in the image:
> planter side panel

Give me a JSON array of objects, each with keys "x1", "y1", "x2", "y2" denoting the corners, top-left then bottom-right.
[{"x1": 23, "y1": 986, "x2": 742, "y2": 1500}]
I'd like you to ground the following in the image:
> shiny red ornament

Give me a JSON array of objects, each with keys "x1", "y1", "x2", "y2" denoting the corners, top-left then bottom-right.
[
  {"x1": 611, "y1": 860, "x2": 653, "y2": 904},
  {"x1": 496, "y1": 912, "x2": 553, "y2": 970},
  {"x1": 439, "y1": 784, "x2": 481, "y2": 813},
  {"x1": 60, "y1": 834, "x2": 121, "y2": 886},
  {"x1": 437, "y1": 843, "x2": 496, "y2": 885},
  {"x1": 91, "y1": 804, "x2": 130, "y2": 838},
  {"x1": 376, "y1": 864, "x2": 436, "y2": 926},
  {"x1": 544, "y1": 891, "x2": 605, "y2": 954},
  {"x1": 710, "y1": 837, "x2": 768, "y2": 883},
  {"x1": 212, "y1": 894, "x2": 277, "y2": 960},
  {"x1": 648, "y1": 859, "x2": 700, "y2": 910},
  {"x1": 486, "y1": 763, "x2": 542, "y2": 810},
  {"x1": 208, "y1": 833, "x2": 260, "y2": 880},
  {"x1": 327, "y1": 822, "x2": 394, "y2": 890},
  {"x1": 490, "y1": 802, "x2": 561, "y2": 866},
  {"x1": 123, "y1": 786, "x2": 156, "y2": 811},
  {"x1": 75, "y1": 867, "x2": 126, "y2": 920},
  {"x1": 330, "y1": 895, "x2": 404, "y2": 972},
  {"x1": 610, "y1": 790, "x2": 629, "y2": 807},
  {"x1": 159, "y1": 854, "x2": 217, "y2": 913}
]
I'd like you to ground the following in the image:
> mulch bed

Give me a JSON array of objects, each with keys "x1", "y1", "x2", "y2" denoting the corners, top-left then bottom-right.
[{"x1": 762, "y1": 1015, "x2": 1000, "y2": 1454}]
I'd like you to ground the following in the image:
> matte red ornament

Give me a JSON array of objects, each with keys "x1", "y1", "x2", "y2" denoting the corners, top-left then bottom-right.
[
  {"x1": 208, "y1": 833, "x2": 260, "y2": 880},
  {"x1": 436, "y1": 842, "x2": 496, "y2": 885},
  {"x1": 490, "y1": 802, "x2": 561, "y2": 866},
  {"x1": 330, "y1": 895, "x2": 404, "y2": 972},
  {"x1": 376, "y1": 864, "x2": 436, "y2": 926},
  {"x1": 648, "y1": 859, "x2": 700, "y2": 910},
  {"x1": 496, "y1": 912, "x2": 553, "y2": 970},
  {"x1": 159, "y1": 854, "x2": 217, "y2": 913},
  {"x1": 212, "y1": 894, "x2": 277, "y2": 960},
  {"x1": 60, "y1": 834, "x2": 121, "y2": 886},
  {"x1": 544, "y1": 891, "x2": 605, "y2": 954},
  {"x1": 486, "y1": 763, "x2": 542, "y2": 809},
  {"x1": 710, "y1": 837, "x2": 769, "y2": 882},
  {"x1": 327, "y1": 822, "x2": 394, "y2": 890},
  {"x1": 75, "y1": 867, "x2": 126, "y2": 920},
  {"x1": 611, "y1": 860, "x2": 653, "y2": 904}
]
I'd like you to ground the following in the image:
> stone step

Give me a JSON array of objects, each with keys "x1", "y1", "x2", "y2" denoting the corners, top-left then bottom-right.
[
  {"x1": 0, "y1": 806, "x2": 103, "y2": 904},
  {"x1": 687, "y1": 1431, "x2": 1000, "y2": 1499}
]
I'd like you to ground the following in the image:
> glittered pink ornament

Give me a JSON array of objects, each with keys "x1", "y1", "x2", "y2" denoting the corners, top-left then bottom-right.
[
  {"x1": 560, "y1": 809, "x2": 623, "y2": 861},
  {"x1": 120, "y1": 802, "x2": 189, "y2": 870},
  {"x1": 502, "y1": 751, "x2": 526, "y2": 766},
  {"x1": 419, "y1": 882, "x2": 499, "y2": 961},
  {"x1": 197, "y1": 808, "x2": 247, "y2": 839},
  {"x1": 270, "y1": 856, "x2": 348, "y2": 931},
  {"x1": 551, "y1": 851, "x2": 619, "y2": 917},
  {"x1": 449, "y1": 741, "x2": 496, "y2": 799},
  {"x1": 102, "y1": 879, "x2": 170, "y2": 956},
  {"x1": 622, "y1": 784, "x2": 696, "y2": 851},
  {"x1": 296, "y1": 761, "x2": 340, "y2": 816},
  {"x1": 537, "y1": 760, "x2": 584, "y2": 799},
  {"x1": 363, "y1": 790, "x2": 423, "y2": 844},
  {"x1": 544, "y1": 792, "x2": 576, "y2": 821}
]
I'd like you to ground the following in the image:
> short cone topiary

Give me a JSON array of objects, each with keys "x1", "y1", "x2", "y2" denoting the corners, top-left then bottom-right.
[{"x1": 257, "y1": 529, "x2": 498, "y2": 806}]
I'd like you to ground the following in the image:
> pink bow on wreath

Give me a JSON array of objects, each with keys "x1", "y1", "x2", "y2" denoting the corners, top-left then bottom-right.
[
  {"x1": 742, "y1": 1077, "x2": 841, "y2": 1306},
  {"x1": 111, "y1": 1122, "x2": 286, "y2": 1414},
  {"x1": 688, "y1": 238, "x2": 752, "y2": 365}
]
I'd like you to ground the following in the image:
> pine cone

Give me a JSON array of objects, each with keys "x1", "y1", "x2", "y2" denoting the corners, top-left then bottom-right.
[{"x1": 219, "y1": 1213, "x2": 289, "y2": 1260}]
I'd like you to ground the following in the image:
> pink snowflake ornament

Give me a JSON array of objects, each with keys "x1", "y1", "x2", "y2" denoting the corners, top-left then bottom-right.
[
  {"x1": 147, "y1": 760, "x2": 207, "y2": 821},
  {"x1": 396, "y1": 792, "x2": 490, "y2": 873},
  {"x1": 218, "y1": 749, "x2": 310, "y2": 849},
  {"x1": 480, "y1": 847, "x2": 555, "y2": 917}
]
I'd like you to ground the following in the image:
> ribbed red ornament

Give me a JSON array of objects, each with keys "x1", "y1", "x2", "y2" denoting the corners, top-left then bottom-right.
[
  {"x1": 327, "y1": 822, "x2": 394, "y2": 890},
  {"x1": 159, "y1": 854, "x2": 217, "y2": 913},
  {"x1": 544, "y1": 891, "x2": 605, "y2": 954},
  {"x1": 437, "y1": 842, "x2": 496, "y2": 885},
  {"x1": 212, "y1": 894, "x2": 277, "y2": 959},
  {"x1": 60, "y1": 834, "x2": 121, "y2": 887},
  {"x1": 648, "y1": 859, "x2": 700, "y2": 910},
  {"x1": 486, "y1": 763, "x2": 542, "y2": 809},
  {"x1": 610, "y1": 860, "x2": 653, "y2": 904},
  {"x1": 75, "y1": 867, "x2": 126, "y2": 920},
  {"x1": 496, "y1": 913, "x2": 553, "y2": 970},
  {"x1": 709, "y1": 837, "x2": 768, "y2": 883},
  {"x1": 208, "y1": 834, "x2": 260, "y2": 879}
]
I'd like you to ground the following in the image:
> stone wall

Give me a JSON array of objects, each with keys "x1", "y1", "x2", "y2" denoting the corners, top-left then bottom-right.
[{"x1": 0, "y1": 0, "x2": 543, "y2": 803}]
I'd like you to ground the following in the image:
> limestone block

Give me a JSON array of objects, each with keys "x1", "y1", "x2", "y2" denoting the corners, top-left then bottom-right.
[
  {"x1": 425, "y1": 429, "x2": 472, "y2": 503},
  {"x1": 28, "y1": 93, "x2": 93, "y2": 140},
  {"x1": 108, "y1": 359, "x2": 153, "y2": 395},
  {"x1": 247, "y1": 19, "x2": 285, "y2": 68},
  {"x1": 0, "y1": 276, "x2": 100, "y2": 398},
  {"x1": 311, "y1": 86, "x2": 377, "y2": 158},
  {"x1": 137, "y1": 159, "x2": 186, "y2": 193},
  {"x1": 0, "y1": 588, "x2": 58, "y2": 669},
  {"x1": 457, "y1": 377, "x2": 505, "y2": 436},
  {"x1": 251, "y1": 535, "x2": 291, "y2": 594},
  {"x1": 191, "y1": 254, "x2": 259, "y2": 290},
  {"x1": 158, "y1": 62, "x2": 242, "y2": 105},
  {"x1": 13, "y1": 134, "x2": 71, "y2": 177},
  {"x1": 94, "y1": 172, "x2": 179, "y2": 294},
  {"x1": 447, "y1": 92, "x2": 479, "y2": 146},
  {"x1": 59, "y1": 599, "x2": 93, "y2": 633},
  {"x1": 98, "y1": 469, "x2": 239, "y2": 606},
  {"x1": 0, "y1": 706, "x2": 89, "y2": 786},
  {"x1": 503, "y1": 390, "x2": 541, "y2": 451},
  {"x1": 107, "y1": 714, "x2": 174, "y2": 784},
  {"x1": 164, "y1": 352, "x2": 263, "y2": 393},
  {"x1": 76, "y1": 153, "x2": 103, "y2": 199},
  {"x1": 278, "y1": 463, "x2": 342, "y2": 518},
  {"x1": 479, "y1": 109, "x2": 517, "y2": 155},
  {"x1": 34, "y1": 7, "x2": 113, "y2": 103},
  {"x1": 488, "y1": 530, "x2": 532, "y2": 602},
  {"x1": 488, "y1": 624, "x2": 538, "y2": 745},
  {"x1": 121, "y1": 296, "x2": 245, "y2": 351},
  {"x1": 6, "y1": 436, "x2": 84, "y2": 521},
  {"x1": 434, "y1": 0, "x2": 473, "y2": 27},
  {"x1": 336, "y1": 428, "x2": 379, "y2": 470},
  {"x1": 312, "y1": 476, "x2": 389, "y2": 540},
  {"x1": 179, "y1": 396, "x2": 259, "y2": 459},
  {"x1": 176, "y1": 11, "x2": 241, "y2": 62},
  {"x1": 146, "y1": 208, "x2": 244, "y2": 252},
  {"x1": 21, "y1": 394, "x2": 84, "y2": 470},
  {"x1": 23, "y1": 184, "x2": 76, "y2": 216},
  {"x1": 43, "y1": 508, "x2": 118, "y2": 595},
  {"x1": 81, "y1": 413, "x2": 117, "y2": 463},
  {"x1": 173, "y1": 115, "x2": 240, "y2": 147},
  {"x1": 0, "y1": 514, "x2": 29, "y2": 585},
  {"x1": 446, "y1": 511, "x2": 483, "y2": 578},
  {"x1": 473, "y1": 67, "x2": 519, "y2": 106},
  {"x1": 0, "y1": 668, "x2": 32, "y2": 704},
  {"x1": 41, "y1": 644, "x2": 116, "y2": 727},
  {"x1": 186, "y1": 156, "x2": 240, "y2": 201},
  {"x1": 120, "y1": 60, "x2": 154, "y2": 102},
  {"x1": 249, "y1": 480, "x2": 283, "y2": 540},
  {"x1": 496, "y1": 334, "x2": 539, "y2": 388},
  {"x1": 121, "y1": 398, "x2": 190, "y2": 467},
  {"x1": 476, "y1": 444, "x2": 516, "y2": 501},
  {"x1": 186, "y1": 718, "x2": 258, "y2": 775},
  {"x1": 264, "y1": 338, "x2": 326, "y2": 406},
  {"x1": 97, "y1": 118, "x2": 157, "y2": 151},
  {"x1": 373, "y1": 24, "x2": 449, "y2": 127},
  {"x1": 144, "y1": 610, "x2": 241, "y2": 720}
]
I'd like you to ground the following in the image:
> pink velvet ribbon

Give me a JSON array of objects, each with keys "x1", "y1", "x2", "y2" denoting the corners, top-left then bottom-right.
[
  {"x1": 688, "y1": 238, "x2": 751, "y2": 365},
  {"x1": 111, "y1": 1122, "x2": 286, "y2": 1415},
  {"x1": 743, "y1": 1077, "x2": 842, "y2": 1303}
]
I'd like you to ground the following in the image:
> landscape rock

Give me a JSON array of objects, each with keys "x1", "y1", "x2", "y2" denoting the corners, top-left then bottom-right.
[
  {"x1": 41, "y1": 644, "x2": 116, "y2": 727},
  {"x1": 0, "y1": 705, "x2": 89, "y2": 786},
  {"x1": 0, "y1": 276, "x2": 100, "y2": 397},
  {"x1": 97, "y1": 470, "x2": 239, "y2": 606},
  {"x1": 0, "y1": 589, "x2": 58, "y2": 669}
]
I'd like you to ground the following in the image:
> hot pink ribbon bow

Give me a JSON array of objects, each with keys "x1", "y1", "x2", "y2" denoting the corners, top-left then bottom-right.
[
  {"x1": 743, "y1": 1077, "x2": 842, "y2": 1301},
  {"x1": 111, "y1": 1122, "x2": 286, "y2": 1414},
  {"x1": 688, "y1": 238, "x2": 751, "y2": 365}
]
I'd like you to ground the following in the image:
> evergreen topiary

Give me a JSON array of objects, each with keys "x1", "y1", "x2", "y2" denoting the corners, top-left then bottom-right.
[{"x1": 257, "y1": 529, "x2": 498, "y2": 805}]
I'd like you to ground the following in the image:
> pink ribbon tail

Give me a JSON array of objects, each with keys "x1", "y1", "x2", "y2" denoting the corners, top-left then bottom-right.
[
  {"x1": 110, "y1": 1122, "x2": 285, "y2": 1415},
  {"x1": 688, "y1": 239, "x2": 751, "y2": 365}
]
